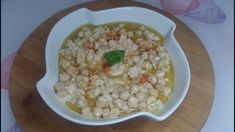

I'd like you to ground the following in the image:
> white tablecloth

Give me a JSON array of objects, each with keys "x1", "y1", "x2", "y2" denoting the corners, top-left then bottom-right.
[{"x1": 1, "y1": 0, "x2": 234, "y2": 131}]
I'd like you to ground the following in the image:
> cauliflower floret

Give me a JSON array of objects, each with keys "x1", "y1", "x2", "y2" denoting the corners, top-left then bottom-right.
[
  {"x1": 158, "y1": 78, "x2": 168, "y2": 86},
  {"x1": 94, "y1": 87, "x2": 102, "y2": 97},
  {"x1": 93, "y1": 46, "x2": 107, "y2": 63},
  {"x1": 86, "y1": 49, "x2": 94, "y2": 63},
  {"x1": 65, "y1": 83, "x2": 76, "y2": 95},
  {"x1": 146, "y1": 96, "x2": 163, "y2": 112},
  {"x1": 143, "y1": 82, "x2": 154, "y2": 89},
  {"x1": 130, "y1": 85, "x2": 139, "y2": 94},
  {"x1": 105, "y1": 79, "x2": 124, "y2": 90},
  {"x1": 136, "y1": 52, "x2": 149, "y2": 66},
  {"x1": 155, "y1": 84, "x2": 164, "y2": 91},
  {"x1": 156, "y1": 71, "x2": 165, "y2": 78},
  {"x1": 137, "y1": 58, "x2": 145, "y2": 66},
  {"x1": 77, "y1": 76, "x2": 90, "y2": 89},
  {"x1": 161, "y1": 65, "x2": 170, "y2": 72},
  {"x1": 69, "y1": 95, "x2": 79, "y2": 104},
  {"x1": 88, "y1": 37, "x2": 95, "y2": 43},
  {"x1": 128, "y1": 66, "x2": 141, "y2": 79},
  {"x1": 96, "y1": 96, "x2": 108, "y2": 107},
  {"x1": 76, "y1": 49, "x2": 86, "y2": 64},
  {"x1": 111, "y1": 90, "x2": 119, "y2": 99},
  {"x1": 146, "y1": 32, "x2": 160, "y2": 41},
  {"x1": 149, "y1": 75, "x2": 157, "y2": 85},
  {"x1": 138, "y1": 86, "x2": 148, "y2": 94},
  {"x1": 81, "y1": 69, "x2": 89, "y2": 76},
  {"x1": 76, "y1": 96, "x2": 87, "y2": 108},
  {"x1": 149, "y1": 88, "x2": 159, "y2": 97},
  {"x1": 158, "y1": 49, "x2": 170, "y2": 59},
  {"x1": 119, "y1": 34, "x2": 127, "y2": 44},
  {"x1": 106, "y1": 85, "x2": 115, "y2": 93},
  {"x1": 95, "y1": 79, "x2": 104, "y2": 87},
  {"x1": 66, "y1": 40, "x2": 77, "y2": 49},
  {"x1": 108, "y1": 40, "x2": 119, "y2": 50},
  {"x1": 110, "y1": 63, "x2": 125, "y2": 76},
  {"x1": 158, "y1": 58, "x2": 170, "y2": 68},
  {"x1": 96, "y1": 93, "x2": 112, "y2": 107},
  {"x1": 150, "y1": 56, "x2": 160, "y2": 69},
  {"x1": 93, "y1": 26, "x2": 105, "y2": 36},
  {"x1": 54, "y1": 82, "x2": 69, "y2": 97},
  {"x1": 153, "y1": 100, "x2": 163, "y2": 111},
  {"x1": 141, "y1": 52, "x2": 148, "y2": 60},
  {"x1": 139, "y1": 40, "x2": 152, "y2": 49},
  {"x1": 146, "y1": 96, "x2": 156, "y2": 105},
  {"x1": 109, "y1": 107, "x2": 120, "y2": 118},
  {"x1": 120, "y1": 103, "x2": 130, "y2": 112},
  {"x1": 54, "y1": 82, "x2": 66, "y2": 92},
  {"x1": 108, "y1": 102, "x2": 116, "y2": 110},
  {"x1": 87, "y1": 87, "x2": 102, "y2": 98},
  {"x1": 56, "y1": 90, "x2": 67, "y2": 97},
  {"x1": 138, "y1": 102, "x2": 147, "y2": 111},
  {"x1": 124, "y1": 39, "x2": 138, "y2": 51},
  {"x1": 127, "y1": 31, "x2": 134, "y2": 38},
  {"x1": 161, "y1": 87, "x2": 171, "y2": 96},
  {"x1": 59, "y1": 73, "x2": 70, "y2": 82},
  {"x1": 103, "y1": 91, "x2": 112, "y2": 102},
  {"x1": 59, "y1": 49, "x2": 73, "y2": 60},
  {"x1": 119, "y1": 28, "x2": 126, "y2": 35},
  {"x1": 120, "y1": 90, "x2": 130, "y2": 101},
  {"x1": 102, "y1": 108, "x2": 110, "y2": 118},
  {"x1": 87, "y1": 89, "x2": 95, "y2": 98},
  {"x1": 114, "y1": 99, "x2": 125, "y2": 108},
  {"x1": 136, "y1": 92, "x2": 146, "y2": 101},
  {"x1": 142, "y1": 61, "x2": 153, "y2": 70},
  {"x1": 66, "y1": 66, "x2": 78, "y2": 76},
  {"x1": 128, "y1": 96, "x2": 139, "y2": 108},
  {"x1": 78, "y1": 31, "x2": 84, "y2": 38},
  {"x1": 82, "y1": 106, "x2": 93, "y2": 118},
  {"x1": 152, "y1": 56, "x2": 161, "y2": 62},
  {"x1": 84, "y1": 30, "x2": 92, "y2": 38},
  {"x1": 93, "y1": 107, "x2": 103, "y2": 118},
  {"x1": 131, "y1": 56, "x2": 140, "y2": 63},
  {"x1": 60, "y1": 59, "x2": 71, "y2": 69}
]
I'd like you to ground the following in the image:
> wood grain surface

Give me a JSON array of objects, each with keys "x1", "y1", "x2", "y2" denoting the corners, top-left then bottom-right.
[{"x1": 9, "y1": 0, "x2": 215, "y2": 132}]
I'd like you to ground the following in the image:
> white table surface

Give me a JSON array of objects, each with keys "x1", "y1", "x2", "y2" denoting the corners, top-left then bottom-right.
[{"x1": 1, "y1": 0, "x2": 234, "y2": 132}]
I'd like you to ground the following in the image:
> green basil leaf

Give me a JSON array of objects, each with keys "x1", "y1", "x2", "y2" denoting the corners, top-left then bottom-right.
[{"x1": 104, "y1": 50, "x2": 125, "y2": 66}]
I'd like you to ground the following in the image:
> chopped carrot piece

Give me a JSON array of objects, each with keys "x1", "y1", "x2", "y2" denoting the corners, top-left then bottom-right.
[
  {"x1": 102, "y1": 63, "x2": 111, "y2": 74},
  {"x1": 113, "y1": 32, "x2": 120, "y2": 40},
  {"x1": 106, "y1": 32, "x2": 120, "y2": 41},
  {"x1": 106, "y1": 32, "x2": 113, "y2": 40},
  {"x1": 138, "y1": 74, "x2": 149, "y2": 83}
]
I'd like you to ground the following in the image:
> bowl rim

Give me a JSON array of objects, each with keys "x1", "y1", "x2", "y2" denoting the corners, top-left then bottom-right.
[{"x1": 36, "y1": 6, "x2": 191, "y2": 126}]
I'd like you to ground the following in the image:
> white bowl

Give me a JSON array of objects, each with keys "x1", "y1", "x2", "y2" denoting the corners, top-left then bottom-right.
[{"x1": 36, "y1": 7, "x2": 190, "y2": 126}]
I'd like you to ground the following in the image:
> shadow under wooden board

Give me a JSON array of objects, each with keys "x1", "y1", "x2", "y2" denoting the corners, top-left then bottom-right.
[{"x1": 9, "y1": 0, "x2": 214, "y2": 132}]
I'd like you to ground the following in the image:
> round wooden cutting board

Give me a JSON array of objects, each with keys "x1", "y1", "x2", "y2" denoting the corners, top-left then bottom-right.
[{"x1": 9, "y1": 0, "x2": 214, "y2": 132}]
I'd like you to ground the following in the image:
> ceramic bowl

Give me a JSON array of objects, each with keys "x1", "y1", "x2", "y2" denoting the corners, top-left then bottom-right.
[{"x1": 36, "y1": 7, "x2": 190, "y2": 125}]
